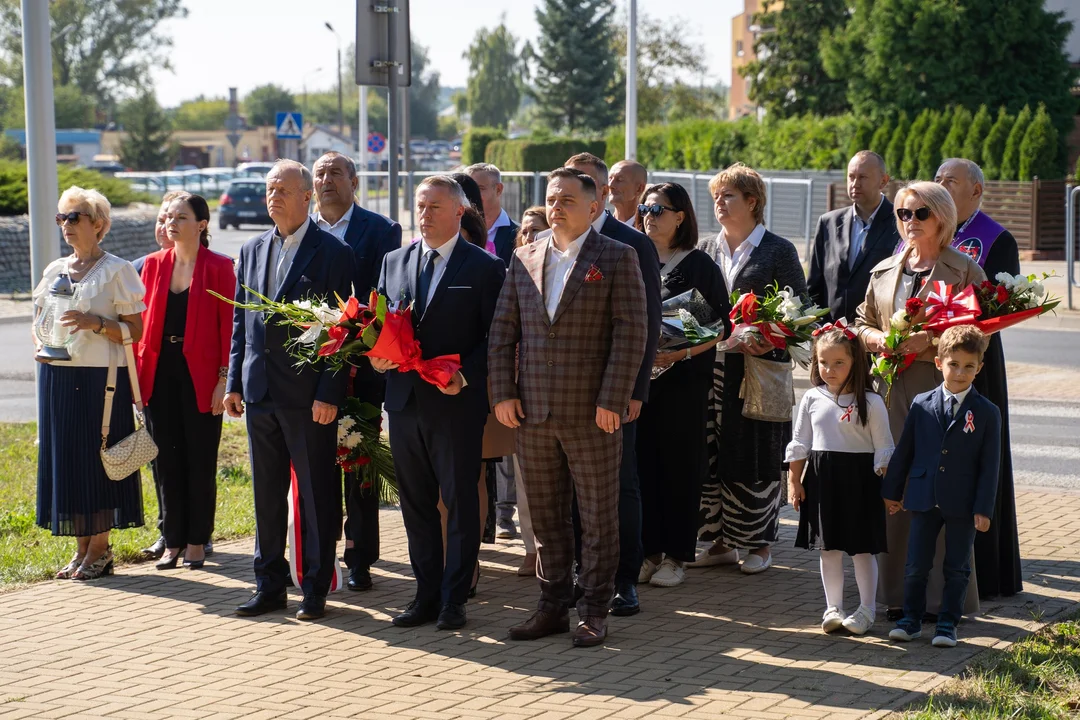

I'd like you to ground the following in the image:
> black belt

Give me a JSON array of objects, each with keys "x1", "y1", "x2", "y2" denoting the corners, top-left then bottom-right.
[{"x1": 165, "y1": 335, "x2": 184, "y2": 344}]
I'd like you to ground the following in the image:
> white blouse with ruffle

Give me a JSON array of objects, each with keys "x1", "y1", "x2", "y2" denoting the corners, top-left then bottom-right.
[
  {"x1": 32, "y1": 253, "x2": 147, "y2": 368},
  {"x1": 784, "y1": 386, "x2": 895, "y2": 473}
]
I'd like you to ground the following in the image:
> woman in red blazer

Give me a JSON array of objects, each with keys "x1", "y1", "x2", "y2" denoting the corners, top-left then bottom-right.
[{"x1": 137, "y1": 192, "x2": 235, "y2": 570}]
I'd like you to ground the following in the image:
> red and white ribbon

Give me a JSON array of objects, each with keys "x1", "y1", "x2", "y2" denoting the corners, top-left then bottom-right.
[
  {"x1": 287, "y1": 463, "x2": 344, "y2": 593},
  {"x1": 963, "y1": 410, "x2": 975, "y2": 434},
  {"x1": 840, "y1": 403, "x2": 855, "y2": 423},
  {"x1": 813, "y1": 317, "x2": 856, "y2": 340}
]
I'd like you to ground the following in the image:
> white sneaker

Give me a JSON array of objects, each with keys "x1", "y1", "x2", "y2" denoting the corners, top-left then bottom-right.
[
  {"x1": 842, "y1": 605, "x2": 875, "y2": 635},
  {"x1": 649, "y1": 558, "x2": 686, "y2": 587},
  {"x1": 686, "y1": 545, "x2": 739, "y2": 568},
  {"x1": 739, "y1": 552, "x2": 772, "y2": 574},
  {"x1": 821, "y1": 606, "x2": 845, "y2": 633},
  {"x1": 638, "y1": 557, "x2": 661, "y2": 583}
]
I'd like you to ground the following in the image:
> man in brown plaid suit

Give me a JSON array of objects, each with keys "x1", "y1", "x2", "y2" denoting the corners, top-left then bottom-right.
[{"x1": 489, "y1": 168, "x2": 648, "y2": 647}]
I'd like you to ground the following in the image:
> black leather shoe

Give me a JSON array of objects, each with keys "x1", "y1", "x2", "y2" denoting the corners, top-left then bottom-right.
[
  {"x1": 391, "y1": 600, "x2": 440, "y2": 628},
  {"x1": 348, "y1": 565, "x2": 373, "y2": 591},
  {"x1": 203, "y1": 542, "x2": 214, "y2": 556},
  {"x1": 436, "y1": 603, "x2": 467, "y2": 630},
  {"x1": 141, "y1": 536, "x2": 166, "y2": 560},
  {"x1": 296, "y1": 595, "x2": 327, "y2": 621},
  {"x1": 610, "y1": 583, "x2": 640, "y2": 616},
  {"x1": 235, "y1": 590, "x2": 287, "y2": 617},
  {"x1": 885, "y1": 608, "x2": 904, "y2": 622}
]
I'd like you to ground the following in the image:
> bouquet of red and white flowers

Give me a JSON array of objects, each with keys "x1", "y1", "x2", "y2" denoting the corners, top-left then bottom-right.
[
  {"x1": 923, "y1": 273, "x2": 1060, "y2": 334},
  {"x1": 336, "y1": 398, "x2": 396, "y2": 502},
  {"x1": 870, "y1": 296, "x2": 925, "y2": 407},
  {"x1": 725, "y1": 282, "x2": 829, "y2": 366}
]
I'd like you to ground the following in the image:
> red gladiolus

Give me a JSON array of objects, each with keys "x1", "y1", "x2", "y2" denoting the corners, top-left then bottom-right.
[
  {"x1": 905, "y1": 297, "x2": 924, "y2": 316},
  {"x1": 995, "y1": 285, "x2": 1010, "y2": 304}
]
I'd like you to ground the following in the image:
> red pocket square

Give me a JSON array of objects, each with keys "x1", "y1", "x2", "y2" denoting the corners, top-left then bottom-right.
[{"x1": 585, "y1": 265, "x2": 604, "y2": 283}]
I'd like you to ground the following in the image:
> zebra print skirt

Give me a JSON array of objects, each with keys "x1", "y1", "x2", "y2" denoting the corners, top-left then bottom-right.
[{"x1": 699, "y1": 349, "x2": 791, "y2": 549}]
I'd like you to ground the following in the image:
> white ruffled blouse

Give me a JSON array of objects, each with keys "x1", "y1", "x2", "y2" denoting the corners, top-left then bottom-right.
[
  {"x1": 784, "y1": 386, "x2": 895, "y2": 473},
  {"x1": 33, "y1": 253, "x2": 146, "y2": 368}
]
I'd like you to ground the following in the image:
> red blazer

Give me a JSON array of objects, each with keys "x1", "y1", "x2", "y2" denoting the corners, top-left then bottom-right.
[{"x1": 137, "y1": 245, "x2": 236, "y2": 413}]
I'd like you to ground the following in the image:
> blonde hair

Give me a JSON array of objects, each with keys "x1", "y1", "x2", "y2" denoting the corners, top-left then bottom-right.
[
  {"x1": 59, "y1": 185, "x2": 111, "y2": 241},
  {"x1": 894, "y1": 181, "x2": 957, "y2": 250},
  {"x1": 708, "y1": 162, "x2": 766, "y2": 225}
]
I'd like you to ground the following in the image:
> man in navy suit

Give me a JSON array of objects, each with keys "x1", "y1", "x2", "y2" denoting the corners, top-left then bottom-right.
[
  {"x1": 312, "y1": 151, "x2": 403, "y2": 592},
  {"x1": 883, "y1": 326, "x2": 1001, "y2": 648},
  {"x1": 372, "y1": 175, "x2": 505, "y2": 631},
  {"x1": 465, "y1": 162, "x2": 519, "y2": 266},
  {"x1": 564, "y1": 152, "x2": 662, "y2": 616},
  {"x1": 225, "y1": 159, "x2": 355, "y2": 621}
]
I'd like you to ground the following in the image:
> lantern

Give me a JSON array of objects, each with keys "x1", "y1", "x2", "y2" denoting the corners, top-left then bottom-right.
[{"x1": 34, "y1": 273, "x2": 76, "y2": 362}]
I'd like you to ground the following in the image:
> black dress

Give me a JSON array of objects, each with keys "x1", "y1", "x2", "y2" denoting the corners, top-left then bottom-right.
[
  {"x1": 637, "y1": 249, "x2": 730, "y2": 563},
  {"x1": 971, "y1": 229, "x2": 1023, "y2": 599}
]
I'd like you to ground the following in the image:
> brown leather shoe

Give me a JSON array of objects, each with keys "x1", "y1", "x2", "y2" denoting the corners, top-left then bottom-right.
[
  {"x1": 508, "y1": 610, "x2": 570, "y2": 641},
  {"x1": 571, "y1": 616, "x2": 608, "y2": 648}
]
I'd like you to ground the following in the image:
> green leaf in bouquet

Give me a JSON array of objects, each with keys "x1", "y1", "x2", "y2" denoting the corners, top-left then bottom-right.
[
  {"x1": 355, "y1": 401, "x2": 382, "y2": 420},
  {"x1": 339, "y1": 338, "x2": 370, "y2": 356},
  {"x1": 376, "y1": 294, "x2": 388, "y2": 323},
  {"x1": 361, "y1": 322, "x2": 379, "y2": 348}
]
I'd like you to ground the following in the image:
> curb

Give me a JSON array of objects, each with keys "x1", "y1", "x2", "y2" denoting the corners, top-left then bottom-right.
[{"x1": 0, "y1": 314, "x2": 31, "y2": 326}]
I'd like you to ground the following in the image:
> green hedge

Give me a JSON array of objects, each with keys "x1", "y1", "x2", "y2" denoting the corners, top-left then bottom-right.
[
  {"x1": 461, "y1": 127, "x2": 506, "y2": 166},
  {"x1": 484, "y1": 138, "x2": 607, "y2": 172},
  {"x1": 0, "y1": 161, "x2": 155, "y2": 216}
]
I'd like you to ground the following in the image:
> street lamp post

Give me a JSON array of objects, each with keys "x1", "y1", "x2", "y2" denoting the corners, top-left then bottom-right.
[
  {"x1": 325, "y1": 22, "x2": 345, "y2": 136},
  {"x1": 625, "y1": 0, "x2": 638, "y2": 160}
]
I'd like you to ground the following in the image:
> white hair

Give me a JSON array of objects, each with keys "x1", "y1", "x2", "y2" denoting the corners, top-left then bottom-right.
[
  {"x1": 938, "y1": 158, "x2": 985, "y2": 208},
  {"x1": 269, "y1": 158, "x2": 313, "y2": 191},
  {"x1": 464, "y1": 162, "x2": 501, "y2": 184},
  {"x1": 59, "y1": 185, "x2": 111, "y2": 240}
]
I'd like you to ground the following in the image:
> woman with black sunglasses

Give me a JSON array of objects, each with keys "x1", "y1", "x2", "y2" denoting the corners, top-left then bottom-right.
[
  {"x1": 633, "y1": 183, "x2": 731, "y2": 589},
  {"x1": 33, "y1": 186, "x2": 147, "y2": 581},
  {"x1": 855, "y1": 181, "x2": 985, "y2": 621}
]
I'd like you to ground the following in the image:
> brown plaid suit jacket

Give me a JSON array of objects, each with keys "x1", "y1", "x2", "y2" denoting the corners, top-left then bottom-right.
[{"x1": 489, "y1": 228, "x2": 648, "y2": 427}]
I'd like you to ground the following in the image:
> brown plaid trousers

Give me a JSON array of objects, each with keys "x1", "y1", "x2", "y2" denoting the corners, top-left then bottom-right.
[{"x1": 489, "y1": 228, "x2": 648, "y2": 616}]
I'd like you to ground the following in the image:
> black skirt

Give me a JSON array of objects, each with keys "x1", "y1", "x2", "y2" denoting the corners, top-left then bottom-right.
[{"x1": 795, "y1": 450, "x2": 886, "y2": 555}]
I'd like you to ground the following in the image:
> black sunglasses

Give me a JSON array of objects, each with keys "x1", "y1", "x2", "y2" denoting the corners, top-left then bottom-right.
[
  {"x1": 896, "y1": 206, "x2": 931, "y2": 222},
  {"x1": 55, "y1": 211, "x2": 91, "y2": 226},
  {"x1": 638, "y1": 203, "x2": 678, "y2": 217}
]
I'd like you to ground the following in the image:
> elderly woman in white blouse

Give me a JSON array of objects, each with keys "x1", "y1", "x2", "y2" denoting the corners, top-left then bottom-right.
[{"x1": 34, "y1": 186, "x2": 147, "y2": 581}]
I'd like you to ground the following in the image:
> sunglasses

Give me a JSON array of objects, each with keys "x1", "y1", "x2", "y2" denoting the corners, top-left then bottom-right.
[
  {"x1": 896, "y1": 206, "x2": 931, "y2": 222},
  {"x1": 638, "y1": 203, "x2": 678, "y2": 217},
  {"x1": 55, "y1": 211, "x2": 91, "y2": 226}
]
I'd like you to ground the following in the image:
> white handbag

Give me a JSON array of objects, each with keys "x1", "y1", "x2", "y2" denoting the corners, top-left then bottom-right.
[{"x1": 100, "y1": 322, "x2": 158, "y2": 481}]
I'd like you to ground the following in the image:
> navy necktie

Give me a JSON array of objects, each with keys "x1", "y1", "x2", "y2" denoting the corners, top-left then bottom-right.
[
  {"x1": 416, "y1": 249, "x2": 437, "y2": 318},
  {"x1": 946, "y1": 395, "x2": 956, "y2": 420}
]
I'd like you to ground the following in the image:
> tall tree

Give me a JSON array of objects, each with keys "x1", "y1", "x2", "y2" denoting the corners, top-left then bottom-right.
[
  {"x1": 464, "y1": 22, "x2": 527, "y2": 129},
  {"x1": 846, "y1": 117, "x2": 874, "y2": 160},
  {"x1": 981, "y1": 107, "x2": 1014, "y2": 181},
  {"x1": 822, "y1": 0, "x2": 1076, "y2": 157},
  {"x1": 243, "y1": 85, "x2": 297, "y2": 128},
  {"x1": 531, "y1": 0, "x2": 618, "y2": 133},
  {"x1": 917, "y1": 107, "x2": 953, "y2": 180},
  {"x1": 117, "y1": 91, "x2": 173, "y2": 171},
  {"x1": 939, "y1": 106, "x2": 972, "y2": 162},
  {"x1": 999, "y1": 104, "x2": 1033, "y2": 181},
  {"x1": 0, "y1": 0, "x2": 187, "y2": 112},
  {"x1": 1018, "y1": 104, "x2": 1060, "y2": 180},
  {"x1": 408, "y1": 42, "x2": 441, "y2": 139},
  {"x1": 884, "y1": 111, "x2": 910, "y2": 177},
  {"x1": 3, "y1": 84, "x2": 95, "y2": 129},
  {"x1": 741, "y1": 0, "x2": 849, "y2": 118},
  {"x1": 961, "y1": 105, "x2": 993, "y2": 168},
  {"x1": 172, "y1": 96, "x2": 229, "y2": 131},
  {"x1": 868, "y1": 115, "x2": 894, "y2": 160},
  {"x1": 900, "y1": 109, "x2": 932, "y2": 180}
]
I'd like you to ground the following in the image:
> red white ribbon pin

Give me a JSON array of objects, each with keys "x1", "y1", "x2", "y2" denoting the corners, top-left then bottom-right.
[
  {"x1": 963, "y1": 410, "x2": 975, "y2": 433},
  {"x1": 840, "y1": 403, "x2": 855, "y2": 423}
]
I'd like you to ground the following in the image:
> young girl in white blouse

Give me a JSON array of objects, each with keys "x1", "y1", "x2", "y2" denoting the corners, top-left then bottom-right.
[{"x1": 785, "y1": 321, "x2": 894, "y2": 636}]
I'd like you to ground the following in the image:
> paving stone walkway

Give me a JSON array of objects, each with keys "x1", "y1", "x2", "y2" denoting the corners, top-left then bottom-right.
[{"x1": 1, "y1": 490, "x2": 1079, "y2": 720}]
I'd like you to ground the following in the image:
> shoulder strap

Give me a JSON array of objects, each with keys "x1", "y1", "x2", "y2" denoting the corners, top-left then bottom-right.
[
  {"x1": 100, "y1": 323, "x2": 143, "y2": 444},
  {"x1": 660, "y1": 249, "x2": 692, "y2": 279}
]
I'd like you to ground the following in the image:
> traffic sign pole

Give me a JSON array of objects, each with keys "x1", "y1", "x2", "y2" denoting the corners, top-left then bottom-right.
[
  {"x1": 359, "y1": 86, "x2": 368, "y2": 205},
  {"x1": 387, "y1": 3, "x2": 399, "y2": 222}
]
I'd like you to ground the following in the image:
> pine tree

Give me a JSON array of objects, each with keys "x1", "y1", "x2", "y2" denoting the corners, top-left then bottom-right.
[
  {"x1": 901, "y1": 109, "x2": 932, "y2": 180},
  {"x1": 1000, "y1": 104, "x2": 1033, "y2": 181},
  {"x1": 118, "y1": 91, "x2": 174, "y2": 171},
  {"x1": 1018, "y1": 104, "x2": 1061, "y2": 180},
  {"x1": 939, "y1": 107, "x2": 972, "y2": 163},
  {"x1": 869, "y1": 115, "x2": 894, "y2": 161},
  {"x1": 464, "y1": 23, "x2": 527, "y2": 129},
  {"x1": 917, "y1": 107, "x2": 953, "y2": 180},
  {"x1": 961, "y1": 105, "x2": 993, "y2": 168},
  {"x1": 982, "y1": 107, "x2": 1014, "y2": 181},
  {"x1": 531, "y1": 0, "x2": 618, "y2": 133},
  {"x1": 885, "y1": 111, "x2": 910, "y2": 177},
  {"x1": 846, "y1": 117, "x2": 875, "y2": 161}
]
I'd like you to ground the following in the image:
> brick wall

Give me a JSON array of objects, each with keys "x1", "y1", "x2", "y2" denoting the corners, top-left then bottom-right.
[{"x1": 0, "y1": 207, "x2": 158, "y2": 293}]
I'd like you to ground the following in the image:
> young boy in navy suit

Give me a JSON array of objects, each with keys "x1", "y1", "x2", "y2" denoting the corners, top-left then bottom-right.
[{"x1": 883, "y1": 325, "x2": 1001, "y2": 648}]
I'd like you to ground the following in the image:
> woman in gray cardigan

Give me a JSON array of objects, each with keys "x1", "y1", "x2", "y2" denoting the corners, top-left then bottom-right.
[{"x1": 689, "y1": 163, "x2": 807, "y2": 575}]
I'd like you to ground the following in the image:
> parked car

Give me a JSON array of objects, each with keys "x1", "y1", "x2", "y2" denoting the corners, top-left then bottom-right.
[
  {"x1": 218, "y1": 179, "x2": 271, "y2": 229},
  {"x1": 235, "y1": 162, "x2": 275, "y2": 178}
]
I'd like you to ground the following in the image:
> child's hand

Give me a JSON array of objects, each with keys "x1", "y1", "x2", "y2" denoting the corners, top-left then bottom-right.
[
  {"x1": 788, "y1": 480, "x2": 805, "y2": 511},
  {"x1": 974, "y1": 514, "x2": 991, "y2": 532},
  {"x1": 884, "y1": 499, "x2": 903, "y2": 515},
  {"x1": 875, "y1": 466, "x2": 887, "y2": 477}
]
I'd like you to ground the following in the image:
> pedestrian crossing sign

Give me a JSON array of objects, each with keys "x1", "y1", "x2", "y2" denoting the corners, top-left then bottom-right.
[{"x1": 276, "y1": 112, "x2": 303, "y2": 139}]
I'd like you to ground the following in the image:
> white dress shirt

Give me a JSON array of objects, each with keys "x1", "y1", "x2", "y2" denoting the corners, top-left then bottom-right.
[
  {"x1": 591, "y1": 211, "x2": 609, "y2": 235},
  {"x1": 543, "y1": 229, "x2": 589, "y2": 321},
  {"x1": 849, "y1": 194, "x2": 884, "y2": 266},
  {"x1": 942, "y1": 384, "x2": 972, "y2": 418},
  {"x1": 714, "y1": 223, "x2": 766, "y2": 290},
  {"x1": 315, "y1": 204, "x2": 354, "y2": 242},
  {"x1": 269, "y1": 217, "x2": 309, "y2": 297},
  {"x1": 485, "y1": 208, "x2": 511, "y2": 248},
  {"x1": 418, "y1": 233, "x2": 459, "y2": 308}
]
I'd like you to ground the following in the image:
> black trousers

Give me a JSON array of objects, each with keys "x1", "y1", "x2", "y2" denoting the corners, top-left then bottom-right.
[
  {"x1": 343, "y1": 367, "x2": 384, "y2": 570},
  {"x1": 387, "y1": 395, "x2": 483, "y2": 607},
  {"x1": 247, "y1": 403, "x2": 341, "y2": 597},
  {"x1": 146, "y1": 355, "x2": 222, "y2": 548}
]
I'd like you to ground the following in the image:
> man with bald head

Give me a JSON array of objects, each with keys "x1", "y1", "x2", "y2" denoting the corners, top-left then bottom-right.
[
  {"x1": 609, "y1": 160, "x2": 648, "y2": 226},
  {"x1": 808, "y1": 150, "x2": 900, "y2": 323},
  {"x1": 227, "y1": 159, "x2": 355, "y2": 621}
]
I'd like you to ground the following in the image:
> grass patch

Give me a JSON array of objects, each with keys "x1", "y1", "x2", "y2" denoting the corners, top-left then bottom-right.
[
  {"x1": 900, "y1": 612, "x2": 1080, "y2": 719},
  {"x1": 0, "y1": 420, "x2": 254, "y2": 588}
]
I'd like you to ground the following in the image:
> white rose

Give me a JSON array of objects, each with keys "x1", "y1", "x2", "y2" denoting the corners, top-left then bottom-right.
[
  {"x1": 1031, "y1": 281, "x2": 1045, "y2": 298},
  {"x1": 890, "y1": 309, "x2": 909, "y2": 332},
  {"x1": 995, "y1": 272, "x2": 1014, "y2": 288}
]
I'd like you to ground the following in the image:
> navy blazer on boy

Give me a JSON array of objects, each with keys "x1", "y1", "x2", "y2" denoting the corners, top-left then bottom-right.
[{"x1": 883, "y1": 385, "x2": 1002, "y2": 520}]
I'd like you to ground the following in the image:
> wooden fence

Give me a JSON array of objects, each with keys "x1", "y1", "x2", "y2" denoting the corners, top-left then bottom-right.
[{"x1": 827, "y1": 179, "x2": 1074, "y2": 260}]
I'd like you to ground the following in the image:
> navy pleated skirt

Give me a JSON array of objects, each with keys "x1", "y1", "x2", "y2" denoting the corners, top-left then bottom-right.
[{"x1": 37, "y1": 364, "x2": 144, "y2": 536}]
